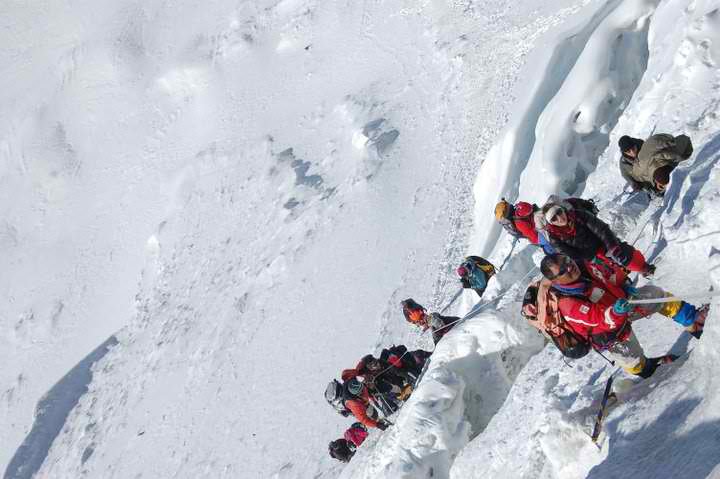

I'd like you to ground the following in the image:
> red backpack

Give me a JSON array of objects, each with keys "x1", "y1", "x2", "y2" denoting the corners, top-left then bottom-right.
[
  {"x1": 496, "y1": 199, "x2": 536, "y2": 239},
  {"x1": 344, "y1": 423, "x2": 369, "y2": 447}
]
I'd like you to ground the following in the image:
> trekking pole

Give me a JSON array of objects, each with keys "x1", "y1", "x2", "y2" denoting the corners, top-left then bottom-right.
[
  {"x1": 630, "y1": 213, "x2": 656, "y2": 247},
  {"x1": 610, "y1": 185, "x2": 632, "y2": 205},
  {"x1": 439, "y1": 287, "x2": 464, "y2": 314},
  {"x1": 628, "y1": 291, "x2": 720, "y2": 305},
  {"x1": 592, "y1": 347, "x2": 616, "y2": 366},
  {"x1": 496, "y1": 237, "x2": 519, "y2": 272}
]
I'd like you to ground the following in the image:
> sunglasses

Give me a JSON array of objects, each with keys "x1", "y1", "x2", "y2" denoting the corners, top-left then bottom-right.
[
  {"x1": 547, "y1": 256, "x2": 574, "y2": 280},
  {"x1": 549, "y1": 208, "x2": 566, "y2": 224}
]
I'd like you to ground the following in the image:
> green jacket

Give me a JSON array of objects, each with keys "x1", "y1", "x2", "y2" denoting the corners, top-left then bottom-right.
[{"x1": 627, "y1": 133, "x2": 693, "y2": 186}]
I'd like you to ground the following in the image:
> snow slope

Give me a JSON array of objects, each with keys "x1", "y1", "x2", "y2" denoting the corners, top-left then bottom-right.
[
  {"x1": 0, "y1": 1, "x2": 585, "y2": 478},
  {"x1": 4, "y1": 0, "x2": 720, "y2": 478},
  {"x1": 2, "y1": 2, "x2": 476, "y2": 477}
]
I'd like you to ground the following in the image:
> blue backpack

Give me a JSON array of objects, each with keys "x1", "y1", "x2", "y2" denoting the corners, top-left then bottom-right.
[{"x1": 463, "y1": 261, "x2": 487, "y2": 290}]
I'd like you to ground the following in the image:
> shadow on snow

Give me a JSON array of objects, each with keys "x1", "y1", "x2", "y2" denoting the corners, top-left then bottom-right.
[{"x1": 4, "y1": 336, "x2": 118, "y2": 479}]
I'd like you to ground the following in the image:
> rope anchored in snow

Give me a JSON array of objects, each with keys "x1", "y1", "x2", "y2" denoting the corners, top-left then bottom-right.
[
  {"x1": 432, "y1": 266, "x2": 540, "y2": 335},
  {"x1": 376, "y1": 267, "x2": 540, "y2": 384}
]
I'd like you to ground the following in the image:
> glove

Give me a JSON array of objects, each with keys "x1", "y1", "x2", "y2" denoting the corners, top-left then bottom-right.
[
  {"x1": 587, "y1": 199, "x2": 599, "y2": 215},
  {"x1": 608, "y1": 244, "x2": 632, "y2": 266},
  {"x1": 613, "y1": 298, "x2": 632, "y2": 315},
  {"x1": 377, "y1": 419, "x2": 390, "y2": 431},
  {"x1": 623, "y1": 284, "x2": 639, "y2": 297}
]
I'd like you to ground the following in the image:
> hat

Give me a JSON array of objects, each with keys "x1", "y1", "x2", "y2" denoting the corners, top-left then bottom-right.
[
  {"x1": 618, "y1": 135, "x2": 644, "y2": 155},
  {"x1": 618, "y1": 135, "x2": 634, "y2": 152},
  {"x1": 494, "y1": 199, "x2": 512, "y2": 221},
  {"x1": 456, "y1": 265, "x2": 469, "y2": 277},
  {"x1": 347, "y1": 378, "x2": 363, "y2": 396},
  {"x1": 522, "y1": 284, "x2": 538, "y2": 308}
]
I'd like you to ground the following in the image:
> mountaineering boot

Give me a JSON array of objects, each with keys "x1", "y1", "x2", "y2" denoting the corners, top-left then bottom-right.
[
  {"x1": 637, "y1": 354, "x2": 679, "y2": 379},
  {"x1": 688, "y1": 304, "x2": 710, "y2": 339}
]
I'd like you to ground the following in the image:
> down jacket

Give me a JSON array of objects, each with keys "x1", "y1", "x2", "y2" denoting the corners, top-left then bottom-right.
[
  {"x1": 535, "y1": 200, "x2": 619, "y2": 261},
  {"x1": 342, "y1": 387, "x2": 380, "y2": 428},
  {"x1": 551, "y1": 260, "x2": 631, "y2": 348},
  {"x1": 626, "y1": 133, "x2": 693, "y2": 187}
]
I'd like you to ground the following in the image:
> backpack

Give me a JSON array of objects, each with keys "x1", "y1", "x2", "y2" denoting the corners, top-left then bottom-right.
[
  {"x1": 497, "y1": 200, "x2": 538, "y2": 239},
  {"x1": 529, "y1": 281, "x2": 591, "y2": 359},
  {"x1": 495, "y1": 199, "x2": 524, "y2": 238},
  {"x1": 325, "y1": 380, "x2": 351, "y2": 417},
  {"x1": 545, "y1": 289, "x2": 591, "y2": 359},
  {"x1": 566, "y1": 197, "x2": 599, "y2": 216},
  {"x1": 549, "y1": 329, "x2": 591, "y2": 359},
  {"x1": 380, "y1": 344, "x2": 408, "y2": 367},
  {"x1": 328, "y1": 439, "x2": 355, "y2": 463}
]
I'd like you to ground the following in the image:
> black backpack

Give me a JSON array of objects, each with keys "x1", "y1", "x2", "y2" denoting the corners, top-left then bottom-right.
[
  {"x1": 325, "y1": 380, "x2": 351, "y2": 417},
  {"x1": 380, "y1": 344, "x2": 408, "y2": 364},
  {"x1": 567, "y1": 197, "x2": 599, "y2": 216},
  {"x1": 328, "y1": 439, "x2": 356, "y2": 463},
  {"x1": 549, "y1": 329, "x2": 591, "y2": 359}
]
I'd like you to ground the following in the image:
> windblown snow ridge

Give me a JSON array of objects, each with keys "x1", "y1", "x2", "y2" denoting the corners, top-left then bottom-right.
[{"x1": 472, "y1": 0, "x2": 657, "y2": 257}]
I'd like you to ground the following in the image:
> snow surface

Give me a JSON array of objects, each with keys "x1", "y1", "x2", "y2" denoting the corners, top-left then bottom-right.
[{"x1": 3, "y1": 0, "x2": 720, "y2": 478}]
